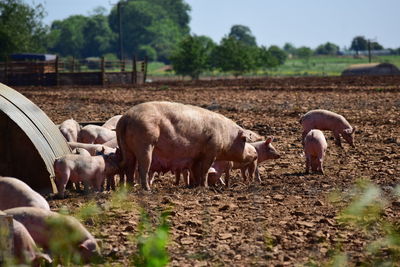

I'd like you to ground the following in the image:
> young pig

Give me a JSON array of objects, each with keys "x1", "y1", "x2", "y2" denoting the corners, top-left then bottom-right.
[
  {"x1": 0, "y1": 211, "x2": 52, "y2": 266},
  {"x1": 304, "y1": 129, "x2": 328, "y2": 174},
  {"x1": 53, "y1": 153, "x2": 120, "y2": 198},
  {"x1": 4, "y1": 207, "x2": 100, "y2": 263},
  {"x1": 68, "y1": 141, "x2": 116, "y2": 156},
  {"x1": 116, "y1": 101, "x2": 261, "y2": 190},
  {"x1": 78, "y1": 125, "x2": 116, "y2": 144},
  {"x1": 0, "y1": 177, "x2": 50, "y2": 211},
  {"x1": 300, "y1": 109, "x2": 355, "y2": 147},
  {"x1": 207, "y1": 137, "x2": 280, "y2": 186},
  {"x1": 59, "y1": 118, "x2": 80, "y2": 142},
  {"x1": 102, "y1": 115, "x2": 122, "y2": 130}
]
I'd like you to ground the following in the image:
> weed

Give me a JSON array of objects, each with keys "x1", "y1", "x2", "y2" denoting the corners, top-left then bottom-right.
[{"x1": 131, "y1": 210, "x2": 170, "y2": 267}]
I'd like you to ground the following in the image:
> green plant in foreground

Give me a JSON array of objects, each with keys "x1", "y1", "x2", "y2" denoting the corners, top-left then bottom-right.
[
  {"x1": 326, "y1": 179, "x2": 400, "y2": 266},
  {"x1": 131, "y1": 210, "x2": 170, "y2": 267}
]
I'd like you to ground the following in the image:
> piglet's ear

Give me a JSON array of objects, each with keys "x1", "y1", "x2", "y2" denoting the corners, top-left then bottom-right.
[{"x1": 265, "y1": 136, "x2": 274, "y2": 145}]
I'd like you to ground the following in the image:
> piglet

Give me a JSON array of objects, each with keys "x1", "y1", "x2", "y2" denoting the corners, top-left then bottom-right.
[
  {"x1": 300, "y1": 109, "x2": 355, "y2": 147},
  {"x1": 4, "y1": 207, "x2": 100, "y2": 264},
  {"x1": 0, "y1": 211, "x2": 52, "y2": 266},
  {"x1": 0, "y1": 177, "x2": 50, "y2": 211},
  {"x1": 78, "y1": 125, "x2": 116, "y2": 144},
  {"x1": 59, "y1": 119, "x2": 80, "y2": 142},
  {"x1": 304, "y1": 129, "x2": 327, "y2": 174},
  {"x1": 53, "y1": 153, "x2": 120, "y2": 198}
]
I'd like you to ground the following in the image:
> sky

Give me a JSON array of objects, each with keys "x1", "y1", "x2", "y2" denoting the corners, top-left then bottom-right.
[{"x1": 38, "y1": 0, "x2": 400, "y2": 49}]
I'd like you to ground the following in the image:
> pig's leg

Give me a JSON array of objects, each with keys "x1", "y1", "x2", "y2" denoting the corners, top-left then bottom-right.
[
  {"x1": 200, "y1": 156, "x2": 216, "y2": 187},
  {"x1": 149, "y1": 171, "x2": 156, "y2": 185},
  {"x1": 136, "y1": 145, "x2": 154, "y2": 191},
  {"x1": 174, "y1": 170, "x2": 181, "y2": 186},
  {"x1": 305, "y1": 156, "x2": 310, "y2": 174},
  {"x1": 182, "y1": 169, "x2": 190, "y2": 186},
  {"x1": 248, "y1": 161, "x2": 257, "y2": 182},
  {"x1": 125, "y1": 152, "x2": 136, "y2": 186},
  {"x1": 333, "y1": 131, "x2": 342, "y2": 148},
  {"x1": 255, "y1": 166, "x2": 261, "y2": 183},
  {"x1": 317, "y1": 154, "x2": 324, "y2": 174},
  {"x1": 224, "y1": 169, "x2": 230, "y2": 187}
]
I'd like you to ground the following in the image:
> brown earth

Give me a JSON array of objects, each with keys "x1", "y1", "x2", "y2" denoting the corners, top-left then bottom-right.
[{"x1": 17, "y1": 76, "x2": 400, "y2": 266}]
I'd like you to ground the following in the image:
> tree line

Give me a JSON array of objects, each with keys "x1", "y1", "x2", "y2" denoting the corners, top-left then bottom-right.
[{"x1": 1, "y1": 0, "x2": 399, "y2": 78}]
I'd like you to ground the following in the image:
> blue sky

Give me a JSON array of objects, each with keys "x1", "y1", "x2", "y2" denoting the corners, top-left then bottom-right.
[{"x1": 38, "y1": 0, "x2": 400, "y2": 49}]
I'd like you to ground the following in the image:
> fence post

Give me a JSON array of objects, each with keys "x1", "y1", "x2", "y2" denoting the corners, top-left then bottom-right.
[
  {"x1": 142, "y1": 56, "x2": 148, "y2": 84},
  {"x1": 132, "y1": 55, "x2": 137, "y2": 84},
  {"x1": 101, "y1": 56, "x2": 105, "y2": 86},
  {"x1": 55, "y1": 56, "x2": 59, "y2": 86},
  {"x1": 72, "y1": 57, "x2": 75, "y2": 72},
  {"x1": 0, "y1": 214, "x2": 14, "y2": 264}
]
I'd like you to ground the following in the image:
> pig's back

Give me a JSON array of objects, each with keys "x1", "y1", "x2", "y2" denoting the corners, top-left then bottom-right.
[
  {"x1": 0, "y1": 177, "x2": 50, "y2": 211},
  {"x1": 301, "y1": 109, "x2": 348, "y2": 130},
  {"x1": 304, "y1": 130, "x2": 327, "y2": 155}
]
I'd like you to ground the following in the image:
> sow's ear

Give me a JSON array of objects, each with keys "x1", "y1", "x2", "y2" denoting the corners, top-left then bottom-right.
[
  {"x1": 238, "y1": 130, "x2": 248, "y2": 142},
  {"x1": 265, "y1": 136, "x2": 274, "y2": 145}
]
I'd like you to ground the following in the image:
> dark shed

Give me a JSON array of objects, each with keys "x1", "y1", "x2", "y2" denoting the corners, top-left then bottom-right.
[
  {"x1": 342, "y1": 63, "x2": 400, "y2": 76},
  {"x1": 0, "y1": 83, "x2": 71, "y2": 194}
]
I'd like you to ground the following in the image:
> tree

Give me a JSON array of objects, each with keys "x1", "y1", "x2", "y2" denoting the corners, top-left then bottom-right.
[
  {"x1": 213, "y1": 36, "x2": 258, "y2": 77},
  {"x1": 108, "y1": 0, "x2": 190, "y2": 62},
  {"x1": 315, "y1": 42, "x2": 340, "y2": 55},
  {"x1": 370, "y1": 41, "x2": 383, "y2": 50},
  {"x1": 0, "y1": 0, "x2": 48, "y2": 59},
  {"x1": 47, "y1": 15, "x2": 88, "y2": 57},
  {"x1": 268, "y1": 45, "x2": 287, "y2": 65},
  {"x1": 283, "y1": 42, "x2": 296, "y2": 55},
  {"x1": 350, "y1": 36, "x2": 368, "y2": 53},
  {"x1": 170, "y1": 35, "x2": 216, "y2": 80},
  {"x1": 295, "y1": 46, "x2": 313, "y2": 60},
  {"x1": 256, "y1": 46, "x2": 279, "y2": 70},
  {"x1": 228, "y1": 25, "x2": 257, "y2": 47}
]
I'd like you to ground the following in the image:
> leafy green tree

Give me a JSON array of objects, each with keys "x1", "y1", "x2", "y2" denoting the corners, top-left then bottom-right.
[
  {"x1": 295, "y1": 46, "x2": 313, "y2": 60},
  {"x1": 228, "y1": 24, "x2": 257, "y2": 47},
  {"x1": 370, "y1": 41, "x2": 383, "y2": 50},
  {"x1": 170, "y1": 35, "x2": 216, "y2": 80},
  {"x1": 0, "y1": 0, "x2": 48, "y2": 59},
  {"x1": 350, "y1": 36, "x2": 368, "y2": 53},
  {"x1": 47, "y1": 15, "x2": 88, "y2": 57},
  {"x1": 268, "y1": 45, "x2": 287, "y2": 65},
  {"x1": 108, "y1": 0, "x2": 190, "y2": 62},
  {"x1": 283, "y1": 42, "x2": 296, "y2": 55},
  {"x1": 213, "y1": 36, "x2": 258, "y2": 77},
  {"x1": 315, "y1": 42, "x2": 340, "y2": 55}
]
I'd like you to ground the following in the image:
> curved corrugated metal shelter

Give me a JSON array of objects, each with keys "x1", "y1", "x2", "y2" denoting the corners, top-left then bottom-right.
[
  {"x1": 0, "y1": 83, "x2": 71, "y2": 194},
  {"x1": 342, "y1": 63, "x2": 400, "y2": 76}
]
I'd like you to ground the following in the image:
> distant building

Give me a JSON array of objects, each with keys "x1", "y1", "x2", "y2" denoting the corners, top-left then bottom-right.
[{"x1": 341, "y1": 63, "x2": 400, "y2": 76}]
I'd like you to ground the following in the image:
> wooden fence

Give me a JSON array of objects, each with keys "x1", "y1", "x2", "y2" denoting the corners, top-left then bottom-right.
[{"x1": 0, "y1": 56, "x2": 148, "y2": 86}]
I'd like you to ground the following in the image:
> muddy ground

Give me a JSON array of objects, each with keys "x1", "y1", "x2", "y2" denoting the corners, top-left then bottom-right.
[{"x1": 18, "y1": 76, "x2": 400, "y2": 266}]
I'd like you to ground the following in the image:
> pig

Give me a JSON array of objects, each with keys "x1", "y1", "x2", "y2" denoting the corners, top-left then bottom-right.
[
  {"x1": 206, "y1": 137, "x2": 280, "y2": 186},
  {"x1": 102, "y1": 115, "x2": 122, "y2": 130},
  {"x1": 0, "y1": 211, "x2": 52, "y2": 266},
  {"x1": 304, "y1": 129, "x2": 328, "y2": 174},
  {"x1": 78, "y1": 124, "x2": 116, "y2": 145},
  {"x1": 4, "y1": 207, "x2": 100, "y2": 263},
  {"x1": 59, "y1": 118, "x2": 80, "y2": 142},
  {"x1": 68, "y1": 141, "x2": 116, "y2": 156},
  {"x1": 116, "y1": 101, "x2": 259, "y2": 190},
  {"x1": 0, "y1": 177, "x2": 50, "y2": 211},
  {"x1": 300, "y1": 109, "x2": 355, "y2": 148},
  {"x1": 53, "y1": 153, "x2": 120, "y2": 198}
]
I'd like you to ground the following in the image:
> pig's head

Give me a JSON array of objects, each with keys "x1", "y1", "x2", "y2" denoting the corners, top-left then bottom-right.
[
  {"x1": 79, "y1": 238, "x2": 102, "y2": 263},
  {"x1": 256, "y1": 137, "x2": 280, "y2": 162},
  {"x1": 225, "y1": 130, "x2": 258, "y2": 162},
  {"x1": 342, "y1": 127, "x2": 356, "y2": 147},
  {"x1": 104, "y1": 153, "x2": 121, "y2": 176},
  {"x1": 54, "y1": 174, "x2": 68, "y2": 199}
]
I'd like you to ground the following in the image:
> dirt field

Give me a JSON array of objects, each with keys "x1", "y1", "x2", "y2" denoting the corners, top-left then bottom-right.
[{"x1": 18, "y1": 76, "x2": 400, "y2": 266}]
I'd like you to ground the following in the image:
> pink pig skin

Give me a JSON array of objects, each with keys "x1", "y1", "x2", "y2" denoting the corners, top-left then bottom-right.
[{"x1": 304, "y1": 129, "x2": 328, "y2": 174}]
